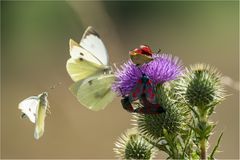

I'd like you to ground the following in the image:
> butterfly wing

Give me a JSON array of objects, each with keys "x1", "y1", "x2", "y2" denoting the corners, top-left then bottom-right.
[
  {"x1": 121, "y1": 96, "x2": 134, "y2": 113},
  {"x1": 144, "y1": 79, "x2": 158, "y2": 103},
  {"x1": 70, "y1": 74, "x2": 115, "y2": 111},
  {"x1": 67, "y1": 39, "x2": 107, "y2": 82},
  {"x1": 69, "y1": 79, "x2": 84, "y2": 97},
  {"x1": 80, "y1": 26, "x2": 108, "y2": 65},
  {"x1": 68, "y1": 27, "x2": 113, "y2": 110},
  {"x1": 139, "y1": 94, "x2": 165, "y2": 114},
  {"x1": 69, "y1": 39, "x2": 103, "y2": 65},
  {"x1": 18, "y1": 96, "x2": 39, "y2": 123},
  {"x1": 130, "y1": 53, "x2": 153, "y2": 66},
  {"x1": 34, "y1": 93, "x2": 48, "y2": 140},
  {"x1": 130, "y1": 76, "x2": 157, "y2": 103},
  {"x1": 66, "y1": 58, "x2": 106, "y2": 82},
  {"x1": 129, "y1": 78, "x2": 145, "y2": 101}
]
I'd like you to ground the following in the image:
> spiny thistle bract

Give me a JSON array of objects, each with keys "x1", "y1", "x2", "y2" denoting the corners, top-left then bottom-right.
[
  {"x1": 114, "y1": 128, "x2": 156, "y2": 159},
  {"x1": 174, "y1": 64, "x2": 225, "y2": 109},
  {"x1": 133, "y1": 84, "x2": 189, "y2": 140}
]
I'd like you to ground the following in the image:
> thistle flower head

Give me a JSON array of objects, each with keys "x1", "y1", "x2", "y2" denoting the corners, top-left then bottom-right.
[
  {"x1": 175, "y1": 64, "x2": 225, "y2": 109},
  {"x1": 112, "y1": 54, "x2": 183, "y2": 96},
  {"x1": 134, "y1": 103, "x2": 187, "y2": 140},
  {"x1": 112, "y1": 60, "x2": 145, "y2": 96},
  {"x1": 114, "y1": 128, "x2": 156, "y2": 159},
  {"x1": 133, "y1": 85, "x2": 189, "y2": 140},
  {"x1": 145, "y1": 54, "x2": 183, "y2": 84}
]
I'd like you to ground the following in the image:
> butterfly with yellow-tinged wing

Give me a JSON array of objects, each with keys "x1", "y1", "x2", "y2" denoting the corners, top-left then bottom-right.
[
  {"x1": 66, "y1": 26, "x2": 116, "y2": 111},
  {"x1": 18, "y1": 92, "x2": 49, "y2": 140}
]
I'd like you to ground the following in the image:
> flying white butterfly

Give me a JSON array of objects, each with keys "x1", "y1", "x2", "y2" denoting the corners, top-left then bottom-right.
[
  {"x1": 18, "y1": 92, "x2": 49, "y2": 140},
  {"x1": 66, "y1": 26, "x2": 115, "y2": 111}
]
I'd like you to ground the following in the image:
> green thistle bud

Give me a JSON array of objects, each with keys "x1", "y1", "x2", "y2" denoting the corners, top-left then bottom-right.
[
  {"x1": 173, "y1": 64, "x2": 225, "y2": 159},
  {"x1": 175, "y1": 64, "x2": 225, "y2": 109},
  {"x1": 133, "y1": 84, "x2": 189, "y2": 140},
  {"x1": 114, "y1": 128, "x2": 156, "y2": 160}
]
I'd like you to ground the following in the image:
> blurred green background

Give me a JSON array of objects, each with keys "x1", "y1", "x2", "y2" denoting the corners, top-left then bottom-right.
[{"x1": 1, "y1": 1, "x2": 239, "y2": 159}]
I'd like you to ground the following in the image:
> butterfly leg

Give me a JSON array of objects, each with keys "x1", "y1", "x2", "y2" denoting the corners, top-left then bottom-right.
[{"x1": 47, "y1": 105, "x2": 51, "y2": 115}]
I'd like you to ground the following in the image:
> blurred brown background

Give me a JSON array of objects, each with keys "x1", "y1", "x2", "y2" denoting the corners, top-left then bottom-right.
[{"x1": 1, "y1": 1, "x2": 239, "y2": 159}]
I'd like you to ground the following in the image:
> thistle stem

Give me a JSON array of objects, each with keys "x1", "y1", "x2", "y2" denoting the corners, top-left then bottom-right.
[
  {"x1": 199, "y1": 107, "x2": 208, "y2": 160},
  {"x1": 200, "y1": 139, "x2": 206, "y2": 160}
]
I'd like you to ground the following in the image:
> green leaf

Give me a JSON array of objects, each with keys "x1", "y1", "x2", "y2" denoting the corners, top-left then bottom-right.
[
  {"x1": 209, "y1": 132, "x2": 223, "y2": 159},
  {"x1": 182, "y1": 127, "x2": 193, "y2": 159}
]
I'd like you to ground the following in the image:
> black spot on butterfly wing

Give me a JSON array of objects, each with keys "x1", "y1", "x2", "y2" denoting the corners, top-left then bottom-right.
[
  {"x1": 80, "y1": 52, "x2": 84, "y2": 56},
  {"x1": 79, "y1": 58, "x2": 84, "y2": 61},
  {"x1": 21, "y1": 113, "x2": 27, "y2": 119},
  {"x1": 85, "y1": 78, "x2": 111, "y2": 98},
  {"x1": 88, "y1": 80, "x2": 93, "y2": 85}
]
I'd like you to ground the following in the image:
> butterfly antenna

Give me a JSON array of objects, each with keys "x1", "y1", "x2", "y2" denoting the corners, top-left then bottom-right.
[
  {"x1": 47, "y1": 107, "x2": 51, "y2": 115},
  {"x1": 46, "y1": 82, "x2": 62, "y2": 93},
  {"x1": 50, "y1": 82, "x2": 62, "y2": 90},
  {"x1": 46, "y1": 103, "x2": 51, "y2": 115}
]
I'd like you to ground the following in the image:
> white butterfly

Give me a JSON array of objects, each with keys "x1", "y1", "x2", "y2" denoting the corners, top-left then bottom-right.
[
  {"x1": 66, "y1": 26, "x2": 115, "y2": 111},
  {"x1": 18, "y1": 92, "x2": 49, "y2": 140}
]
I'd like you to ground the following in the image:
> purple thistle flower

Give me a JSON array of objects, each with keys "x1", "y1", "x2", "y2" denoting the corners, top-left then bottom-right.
[
  {"x1": 112, "y1": 61, "x2": 146, "y2": 96},
  {"x1": 145, "y1": 54, "x2": 183, "y2": 84},
  {"x1": 112, "y1": 53, "x2": 183, "y2": 96}
]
